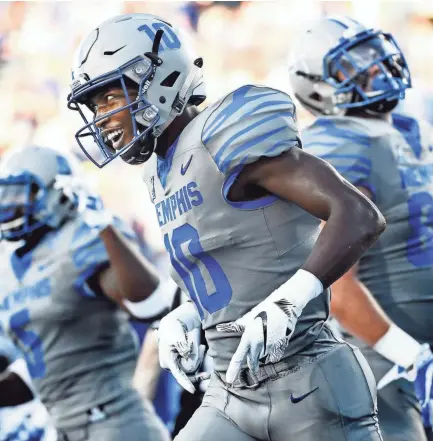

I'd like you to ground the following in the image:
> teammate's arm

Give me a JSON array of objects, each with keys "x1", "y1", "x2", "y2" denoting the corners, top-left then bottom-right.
[
  {"x1": 330, "y1": 262, "x2": 423, "y2": 367},
  {"x1": 96, "y1": 225, "x2": 160, "y2": 304},
  {"x1": 239, "y1": 147, "x2": 386, "y2": 286},
  {"x1": 133, "y1": 328, "x2": 161, "y2": 401},
  {"x1": 328, "y1": 185, "x2": 423, "y2": 369}
]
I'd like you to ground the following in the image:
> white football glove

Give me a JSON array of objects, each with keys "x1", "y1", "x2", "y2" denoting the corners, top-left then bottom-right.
[
  {"x1": 158, "y1": 302, "x2": 210, "y2": 394},
  {"x1": 216, "y1": 269, "x2": 323, "y2": 384},
  {"x1": 217, "y1": 298, "x2": 300, "y2": 384}
]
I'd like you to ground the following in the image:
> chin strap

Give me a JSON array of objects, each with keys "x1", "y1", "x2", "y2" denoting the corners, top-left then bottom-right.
[{"x1": 153, "y1": 58, "x2": 203, "y2": 138}]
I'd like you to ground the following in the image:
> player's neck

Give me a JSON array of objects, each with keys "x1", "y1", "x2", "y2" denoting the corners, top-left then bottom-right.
[{"x1": 154, "y1": 106, "x2": 200, "y2": 158}]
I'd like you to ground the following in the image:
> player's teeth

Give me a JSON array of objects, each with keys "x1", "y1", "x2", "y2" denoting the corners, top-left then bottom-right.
[{"x1": 104, "y1": 129, "x2": 123, "y2": 143}]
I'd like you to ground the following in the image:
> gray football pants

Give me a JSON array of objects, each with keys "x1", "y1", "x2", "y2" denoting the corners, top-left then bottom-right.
[
  {"x1": 348, "y1": 341, "x2": 427, "y2": 441},
  {"x1": 56, "y1": 389, "x2": 171, "y2": 441},
  {"x1": 176, "y1": 342, "x2": 383, "y2": 441}
]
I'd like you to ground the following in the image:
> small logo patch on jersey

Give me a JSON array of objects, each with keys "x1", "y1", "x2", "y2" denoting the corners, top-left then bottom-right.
[
  {"x1": 150, "y1": 176, "x2": 156, "y2": 202},
  {"x1": 181, "y1": 155, "x2": 193, "y2": 175},
  {"x1": 290, "y1": 386, "x2": 319, "y2": 403}
]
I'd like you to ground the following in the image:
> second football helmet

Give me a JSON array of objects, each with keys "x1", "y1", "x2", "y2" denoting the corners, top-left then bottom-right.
[
  {"x1": 0, "y1": 146, "x2": 82, "y2": 241},
  {"x1": 289, "y1": 16, "x2": 411, "y2": 116},
  {"x1": 68, "y1": 14, "x2": 206, "y2": 168}
]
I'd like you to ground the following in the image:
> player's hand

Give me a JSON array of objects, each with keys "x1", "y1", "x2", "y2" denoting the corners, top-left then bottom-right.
[
  {"x1": 377, "y1": 343, "x2": 433, "y2": 408},
  {"x1": 158, "y1": 304, "x2": 209, "y2": 394},
  {"x1": 216, "y1": 298, "x2": 301, "y2": 384}
]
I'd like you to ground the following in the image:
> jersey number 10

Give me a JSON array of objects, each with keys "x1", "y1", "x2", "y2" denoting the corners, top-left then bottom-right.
[{"x1": 164, "y1": 224, "x2": 232, "y2": 319}]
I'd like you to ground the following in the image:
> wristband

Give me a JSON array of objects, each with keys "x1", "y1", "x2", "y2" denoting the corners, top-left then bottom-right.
[
  {"x1": 269, "y1": 269, "x2": 324, "y2": 311},
  {"x1": 124, "y1": 278, "x2": 178, "y2": 319},
  {"x1": 373, "y1": 323, "x2": 421, "y2": 368},
  {"x1": 164, "y1": 301, "x2": 201, "y2": 331}
]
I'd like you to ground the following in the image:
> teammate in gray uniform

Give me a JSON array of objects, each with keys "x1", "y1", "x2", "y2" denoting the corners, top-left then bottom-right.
[
  {"x1": 67, "y1": 13, "x2": 386, "y2": 441},
  {"x1": 289, "y1": 16, "x2": 433, "y2": 441},
  {"x1": 0, "y1": 146, "x2": 170, "y2": 441}
]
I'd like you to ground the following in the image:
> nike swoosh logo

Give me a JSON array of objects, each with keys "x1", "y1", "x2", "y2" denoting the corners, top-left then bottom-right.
[
  {"x1": 103, "y1": 45, "x2": 127, "y2": 56},
  {"x1": 181, "y1": 155, "x2": 193, "y2": 175},
  {"x1": 256, "y1": 311, "x2": 268, "y2": 357},
  {"x1": 290, "y1": 386, "x2": 319, "y2": 404}
]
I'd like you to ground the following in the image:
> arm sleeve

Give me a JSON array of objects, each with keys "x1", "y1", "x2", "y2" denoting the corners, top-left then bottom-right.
[
  {"x1": 202, "y1": 85, "x2": 301, "y2": 202},
  {"x1": 302, "y1": 118, "x2": 374, "y2": 196},
  {"x1": 70, "y1": 210, "x2": 141, "y2": 298}
]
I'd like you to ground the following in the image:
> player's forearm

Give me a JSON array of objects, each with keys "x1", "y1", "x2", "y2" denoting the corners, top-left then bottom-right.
[
  {"x1": 330, "y1": 271, "x2": 391, "y2": 346},
  {"x1": 302, "y1": 189, "x2": 385, "y2": 287},
  {"x1": 100, "y1": 225, "x2": 160, "y2": 301},
  {"x1": 331, "y1": 270, "x2": 422, "y2": 367},
  {"x1": 133, "y1": 328, "x2": 161, "y2": 401},
  {"x1": 0, "y1": 371, "x2": 34, "y2": 406}
]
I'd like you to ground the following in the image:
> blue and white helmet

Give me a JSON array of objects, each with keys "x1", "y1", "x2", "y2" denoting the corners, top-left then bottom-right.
[
  {"x1": 0, "y1": 146, "x2": 81, "y2": 241},
  {"x1": 289, "y1": 16, "x2": 411, "y2": 116},
  {"x1": 67, "y1": 14, "x2": 206, "y2": 168}
]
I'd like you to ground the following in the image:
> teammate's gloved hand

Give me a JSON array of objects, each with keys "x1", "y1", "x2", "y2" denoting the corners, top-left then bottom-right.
[
  {"x1": 216, "y1": 297, "x2": 300, "y2": 384},
  {"x1": 158, "y1": 302, "x2": 210, "y2": 394},
  {"x1": 377, "y1": 343, "x2": 433, "y2": 409}
]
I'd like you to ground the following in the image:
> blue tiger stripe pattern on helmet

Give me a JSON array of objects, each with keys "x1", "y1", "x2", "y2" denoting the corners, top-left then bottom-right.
[
  {"x1": 202, "y1": 85, "x2": 300, "y2": 177},
  {"x1": 303, "y1": 117, "x2": 373, "y2": 190}
]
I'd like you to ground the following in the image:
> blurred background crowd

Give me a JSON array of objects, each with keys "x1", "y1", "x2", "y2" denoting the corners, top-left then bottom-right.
[{"x1": 1, "y1": 0, "x2": 433, "y2": 250}]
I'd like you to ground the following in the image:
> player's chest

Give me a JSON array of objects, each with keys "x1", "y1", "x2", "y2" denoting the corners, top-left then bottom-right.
[{"x1": 144, "y1": 147, "x2": 226, "y2": 234}]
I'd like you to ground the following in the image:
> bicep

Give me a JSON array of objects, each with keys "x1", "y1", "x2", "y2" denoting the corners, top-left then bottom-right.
[
  {"x1": 92, "y1": 266, "x2": 125, "y2": 306},
  {"x1": 247, "y1": 147, "x2": 370, "y2": 221}
]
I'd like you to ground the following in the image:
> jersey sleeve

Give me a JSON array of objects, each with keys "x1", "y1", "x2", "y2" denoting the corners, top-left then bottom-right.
[
  {"x1": 202, "y1": 85, "x2": 301, "y2": 177},
  {"x1": 70, "y1": 209, "x2": 141, "y2": 298},
  {"x1": 302, "y1": 118, "x2": 374, "y2": 195}
]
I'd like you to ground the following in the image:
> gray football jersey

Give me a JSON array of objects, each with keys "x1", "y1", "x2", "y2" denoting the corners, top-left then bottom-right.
[
  {"x1": 303, "y1": 113, "x2": 433, "y2": 343},
  {"x1": 0, "y1": 333, "x2": 20, "y2": 364},
  {"x1": 142, "y1": 85, "x2": 330, "y2": 372},
  {"x1": 0, "y1": 209, "x2": 139, "y2": 426}
]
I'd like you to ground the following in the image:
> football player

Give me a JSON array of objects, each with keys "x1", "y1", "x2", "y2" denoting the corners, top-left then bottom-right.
[
  {"x1": 67, "y1": 14, "x2": 386, "y2": 440},
  {"x1": 0, "y1": 146, "x2": 170, "y2": 441},
  {"x1": 290, "y1": 16, "x2": 433, "y2": 441}
]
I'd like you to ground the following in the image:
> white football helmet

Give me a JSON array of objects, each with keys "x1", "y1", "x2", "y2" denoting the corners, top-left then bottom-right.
[
  {"x1": 289, "y1": 16, "x2": 411, "y2": 116},
  {"x1": 67, "y1": 14, "x2": 206, "y2": 168},
  {"x1": 0, "y1": 146, "x2": 82, "y2": 241}
]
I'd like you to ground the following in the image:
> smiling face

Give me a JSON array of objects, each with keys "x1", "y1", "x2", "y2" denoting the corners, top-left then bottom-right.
[{"x1": 89, "y1": 84, "x2": 139, "y2": 152}]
